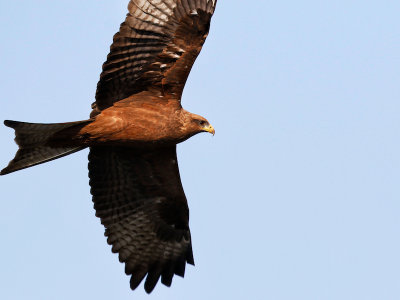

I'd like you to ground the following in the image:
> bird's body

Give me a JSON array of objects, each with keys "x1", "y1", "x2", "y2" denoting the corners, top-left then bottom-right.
[
  {"x1": 76, "y1": 92, "x2": 213, "y2": 147},
  {"x1": 1, "y1": 0, "x2": 217, "y2": 294}
]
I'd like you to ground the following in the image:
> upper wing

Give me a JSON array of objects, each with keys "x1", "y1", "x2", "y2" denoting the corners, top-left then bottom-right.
[
  {"x1": 93, "y1": 0, "x2": 217, "y2": 112},
  {"x1": 88, "y1": 146, "x2": 194, "y2": 293}
]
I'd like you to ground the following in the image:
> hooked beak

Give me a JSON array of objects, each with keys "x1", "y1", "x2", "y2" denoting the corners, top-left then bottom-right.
[{"x1": 204, "y1": 124, "x2": 215, "y2": 136}]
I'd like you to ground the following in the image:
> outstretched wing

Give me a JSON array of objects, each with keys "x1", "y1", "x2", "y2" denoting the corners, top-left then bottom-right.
[
  {"x1": 88, "y1": 146, "x2": 194, "y2": 293},
  {"x1": 93, "y1": 0, "x2": 217, "y2": 112}
]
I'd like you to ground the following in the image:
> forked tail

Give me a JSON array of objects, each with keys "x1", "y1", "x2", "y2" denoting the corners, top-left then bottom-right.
[{"x1": 1, "y1": 120, "x2": 91, "y2": 175}]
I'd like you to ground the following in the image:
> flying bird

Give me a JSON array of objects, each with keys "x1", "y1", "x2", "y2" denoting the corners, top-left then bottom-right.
[{"x1": 1, "y1": 0, "x2": 217, "y2": 294}]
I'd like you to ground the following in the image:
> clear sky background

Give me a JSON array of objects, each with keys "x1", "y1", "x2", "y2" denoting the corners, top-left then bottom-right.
[{"x1": 0, "y1": 1, "x2": 399, "y2": 299}]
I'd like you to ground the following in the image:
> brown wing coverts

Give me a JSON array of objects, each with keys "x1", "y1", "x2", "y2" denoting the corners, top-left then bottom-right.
[
  {"x1": 88, "y1": 146, "x2": 193, "y2": 293},
  {"x1": 94, "y1": 0, "x2": 217, "y2": 111}
]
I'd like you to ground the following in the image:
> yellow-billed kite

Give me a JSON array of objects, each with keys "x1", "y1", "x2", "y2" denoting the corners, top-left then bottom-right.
[{"x1": 1, "y1": 0, "x2": 218, "y2": 293}]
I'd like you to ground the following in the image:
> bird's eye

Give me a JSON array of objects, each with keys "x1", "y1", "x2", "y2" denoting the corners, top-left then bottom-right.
[{"x1": 199, "y1": 120, "x2": 206, "y2": 126}]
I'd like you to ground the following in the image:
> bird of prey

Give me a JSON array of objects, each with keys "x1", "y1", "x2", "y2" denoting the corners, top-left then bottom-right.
[{"x1": 1, "y1": 0, "x2": 218, "y2": 293}]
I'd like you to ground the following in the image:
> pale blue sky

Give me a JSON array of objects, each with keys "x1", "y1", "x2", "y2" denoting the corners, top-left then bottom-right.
[{"x1": 1, "y1": 1, "x2": 400, "y2": 299}]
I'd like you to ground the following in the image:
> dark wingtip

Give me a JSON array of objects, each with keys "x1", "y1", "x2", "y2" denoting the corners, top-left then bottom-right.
[
  {"x1": 186, "y1": 243, "x2": 195, "y2": 266},
  {"x1": 174, "y1": 258, "x2": 187, "y2": 278},
  {"x1": 1, "y1": 164, "x2": 18, "y2": 175},
  {"x1": 144, "y1": 284, "x2": 155, "y2": 294},
  {"x1": 0, "y1": 167, "x2": 10, "y2": 176},
  {"x1": 129, "y1": 267, "x2": 147, "y2": 291},
  {"x1": 161, "y1": 275, "x2": 173, "y2": 287},
  {"x1": 4, "y1": 120, "x2": 17, "y2": 128},
  {"x1": 144, "y1": 268, "x2": 162, "y2": 294},
  {"x1": 161, "y1": 262, "x2": 175, "y2": 287},
  {"x1": 144, "y1": 281, "x2": 158, "y2": 294}
]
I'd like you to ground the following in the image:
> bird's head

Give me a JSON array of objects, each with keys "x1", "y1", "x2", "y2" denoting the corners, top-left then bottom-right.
[
  {"x1": 185, "y1": 113, "x2": 215, "y2": 135},
  {"x1": 189, "y1": 113, "x2": 215, "y2": 136}
]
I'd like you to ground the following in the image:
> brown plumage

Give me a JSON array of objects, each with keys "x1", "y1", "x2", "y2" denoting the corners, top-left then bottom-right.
[{"x1": 1, "y1": 0, "x2": 217, "y2": 294}]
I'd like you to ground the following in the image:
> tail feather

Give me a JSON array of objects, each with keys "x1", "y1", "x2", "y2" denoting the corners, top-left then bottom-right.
[
  {"x1": 1, "y1": 120, "x2": 90, "y2": 175},
  {"x1": 4, "y1": 120, "x2": 86, "y2": 147}
]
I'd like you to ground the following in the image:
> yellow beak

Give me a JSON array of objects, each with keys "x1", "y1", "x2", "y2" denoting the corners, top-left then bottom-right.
[{"x1": 204, "y1": 124, "x2": 215, "y2": 136}]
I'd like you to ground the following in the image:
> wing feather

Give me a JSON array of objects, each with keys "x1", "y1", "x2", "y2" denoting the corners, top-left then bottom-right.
[
  {"x1": 93, "y1": 0, "x2": 217, "y2": 112},
  {"x1": 88, "y1": 146, "x2": 194, "y2": 293}
]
